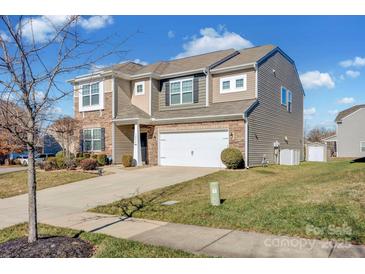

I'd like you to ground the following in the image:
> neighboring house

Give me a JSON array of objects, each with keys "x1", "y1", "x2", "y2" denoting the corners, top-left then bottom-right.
[
  {"x1": 328, "y1": 104, "x2": 365, "y2": 158},
  {"x1": 69, "y1": 45, "x2": 304, "y2": 168}
]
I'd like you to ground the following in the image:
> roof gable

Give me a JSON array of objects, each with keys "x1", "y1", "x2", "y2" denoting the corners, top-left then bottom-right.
[{"x1": 335, "y1": 104, "x2": 365, "y2": 122}]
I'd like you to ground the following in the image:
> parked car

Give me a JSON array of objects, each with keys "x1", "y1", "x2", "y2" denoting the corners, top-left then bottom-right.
[{"x1": 16, "y1": 153, "x2": 55, "y2": 166}]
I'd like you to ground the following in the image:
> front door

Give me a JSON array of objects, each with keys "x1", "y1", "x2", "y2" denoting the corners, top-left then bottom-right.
[{"x1": 140, "y1": 132, "x2": 148, "y2": 164}]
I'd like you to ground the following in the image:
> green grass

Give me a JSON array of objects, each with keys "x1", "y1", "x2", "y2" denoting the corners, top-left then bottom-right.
[
  {"x1": 0, "y1": 223, "x2": 202, "y2": 258},
  {"x1": 91, "y1": 160, "x2": 365, "y2": 244},
  {"x1": 0, "y1": 170, "x2": 98, "y2": 198}
]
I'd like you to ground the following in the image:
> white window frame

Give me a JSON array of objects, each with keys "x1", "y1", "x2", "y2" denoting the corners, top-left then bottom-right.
[
  {"x1": 134, "y1": 81, "x2": 145, "y2": 96},
  {"x1": 287, "y1": 90, "x2": 293, "y2": 113},
  {"x1": 83, "y1": 128, "x2": 102, "y2": 152},
  {"x1": 169, "y1": 77, "x2": 194, "y2": 105},
  {"x1": 219, "y1": 74, "x2": 247, "y2": 94},
  {"x1": 78, "y1": 81, "x2": 104, "y2": 112},
  {"x1": 281, "y1": 86, "x2": 287, "y2": 106},
  {"x1": 360, "y1": 141, "x2": 365, "y2": 153}
]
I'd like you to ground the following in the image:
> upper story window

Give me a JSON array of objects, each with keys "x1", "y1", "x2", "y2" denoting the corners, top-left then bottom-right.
[
  {"x1": 220, "y1": 74, "x2": 247, "y2": 94},
  {"x1": 281, "y1": 86, "x2": 292, "y2": 113},
  {"x1": 135, "y1": 81, "x2": 145, "y2": 95},
  {"x1": 170, "y1": 78, "x2": 193, "y2": 105},
  {"x1": 83, "y1": 128, "x2": 101, "y2": 152},
  {"x1": 78, "y1": 81, "x2": 104, "y2": 112},
  {"x1": 361, "y1": 141, "x2": 365, "y2": 152}
]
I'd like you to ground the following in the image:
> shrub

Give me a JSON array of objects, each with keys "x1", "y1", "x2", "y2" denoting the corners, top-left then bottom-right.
[
  {"x1": 44, "y1": 157, "x2": 57, "y2": 171},
  {"x1": 55, "y1": 151, "x2": 64, "y2": 158},
  {"x1": 122, "y1": 154, "x2": 133, "y2": 167},
  {"x1": 221, "y1": 148, "x2": 244, "y2": 169},
  {"x1": 91, "y1": 154, "x2": 98, "y2": 160},
  {"x1": 80, "y1": 158, "x2": 98, "y2": 170},
  {"x1": 75, "y1": 156, "x2": 86, "y2": 166},
  {"x1": 83, "y1": 153, "x2": 91, "y2": 158},
  {"x1": 76, "y1": 152, "x2": 83, "y2": 158},
  {"x1": 97, "y1": 154, "x2": 107, "y2": 166}
]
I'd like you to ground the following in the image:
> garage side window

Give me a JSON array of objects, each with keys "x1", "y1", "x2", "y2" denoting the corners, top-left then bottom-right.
[{"x1": 361, "y1": 141, "x2": 365, "y2": 152}]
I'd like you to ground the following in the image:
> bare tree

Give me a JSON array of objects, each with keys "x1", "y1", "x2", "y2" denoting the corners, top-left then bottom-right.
[
  {"x1": 306, "y1": 127, "x2": 336, "y2": 143},
  {"x1": 0, "y1": 16, "x2": 126, "y2": 242},
  {"x1": 49, "y1": 116, "x2": 79, "y2": 161}
]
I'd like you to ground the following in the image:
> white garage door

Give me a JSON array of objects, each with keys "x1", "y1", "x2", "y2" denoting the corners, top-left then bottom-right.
[
  {"x1": 308, "y1": 146, "x2": 325, "y2": 162},
  {"x1": 159, "y1": 130, "x2": 229, "y2": 168}
]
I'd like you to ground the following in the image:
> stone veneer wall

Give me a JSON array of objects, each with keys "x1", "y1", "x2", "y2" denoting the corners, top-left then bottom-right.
[
  {"x1": 142, "y1": 120, "x2": 245, "y2": 166},
  {"x1": 74, "y1": 92, "x2": 113, "y2": 156}
]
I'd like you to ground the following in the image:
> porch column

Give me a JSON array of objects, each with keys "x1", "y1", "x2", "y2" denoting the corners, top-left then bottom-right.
[{"x1": 133, "y1": 123, "x2": 142, "y2": 166}]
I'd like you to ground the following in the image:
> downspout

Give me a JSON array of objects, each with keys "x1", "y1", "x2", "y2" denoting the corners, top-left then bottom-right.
[
  {"x1": 111, "y1": 75, "x2": 115, "y2": 163},
  {"x1": 243, "y1": 112, "x2": 249, "y2": 168},
  {"x1": 149, "y1": 76, "x2": 152, "y2": 115},
  {"x1": 203, "y1": 68, "x2": 209, "y2": 107}
]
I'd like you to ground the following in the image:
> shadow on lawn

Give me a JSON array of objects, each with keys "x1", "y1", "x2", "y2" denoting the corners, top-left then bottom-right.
[{"x1": 350, "y1": 157, "x2": 365, "y2": 163}]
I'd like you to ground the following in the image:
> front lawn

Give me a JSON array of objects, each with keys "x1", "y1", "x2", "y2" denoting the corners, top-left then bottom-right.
[
  {"x1": 0, "y1": 170, "x2": 98, "y2": 198},
  {"x1": 91, "y1": 160, "x2": 365, "y2": 244},
  {"x1": 0, "y1": 223, "x2": 202, "y2": 258}
]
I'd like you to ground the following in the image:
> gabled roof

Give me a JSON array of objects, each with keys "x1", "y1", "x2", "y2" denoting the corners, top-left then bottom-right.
[
  {"x1": 211, "y1": 45, "x2": 277, "y2": 71},
  {"x1": 335, "y1": 104, "x2": 365, "y2": 122}
]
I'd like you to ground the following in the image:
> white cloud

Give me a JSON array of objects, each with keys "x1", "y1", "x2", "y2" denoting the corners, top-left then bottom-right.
[
  {"x1": 328, "y1": 109, "x2": 339, "y2": 115},
  {"x1": 339, "y1": 56, "x2": 365, "y2": 68},
  {"x1": 79, "y1": 16, "x2": 113, "y2": 31},
  {"x1": 0, "y1": 31, "x2": 10, "y2": 42},
  {"x1": 304, "y1": 107, "x2": 316, "y2": 116},
  {"x1": 132, "y1": 59, "x2": 148, "y2": 66},
  {"x1": 167, "y1": 30, "x2": 175, "y2": 39},
  {"x1": 337, "y1": 97, "x2": 355, "y2": 104},
  {"x1": 345, "y1": 70, "x2": 360, "y2": 78},
  {"x1": 174, "y1": 26, "x2": 253, "y2": 59},
  {"x1": 20, "y1": 16, "x2": 113, "y2": 43},
  {"x1": 300, "y1": 71, "x2": 335, "y2": 90}
]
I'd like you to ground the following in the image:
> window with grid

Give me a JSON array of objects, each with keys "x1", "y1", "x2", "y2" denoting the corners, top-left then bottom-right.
[
  {"x1": 82, "y1": 83, "x2": 99, "y2": 107},
  {"x1": 83, "y1": 128, "x2": 101, "y2": 151},
  {"x1": 170, "y1": 78, "x2": 193, "y2": 105}
]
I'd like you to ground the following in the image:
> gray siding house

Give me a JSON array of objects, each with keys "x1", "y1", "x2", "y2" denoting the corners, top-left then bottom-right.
[
  {"x1": 333, "y1": 105, "x2": 365, "y2": 158},
  {"x1": 70, "y1": 45, "x2": 304, "y2": 168}
]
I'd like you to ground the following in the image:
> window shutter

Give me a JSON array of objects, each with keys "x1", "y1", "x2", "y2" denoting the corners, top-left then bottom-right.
[
  {"x1": 79, "y1": 129, "x2": 84, "y2": 152},
  {"x1": 165, "y1": 81, "x2": 170, "y2": 106},
  {"x1": 101, "y1": 128, "x2": 105, "y2": 151},
  {"x1": 193, "y1": 76, "x2": 199, "y2": 103}
]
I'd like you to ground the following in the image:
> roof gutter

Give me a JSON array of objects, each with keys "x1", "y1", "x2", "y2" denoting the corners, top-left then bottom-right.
[{"x1": 210, "y1": 62, "x2": 256, "y2": 74}]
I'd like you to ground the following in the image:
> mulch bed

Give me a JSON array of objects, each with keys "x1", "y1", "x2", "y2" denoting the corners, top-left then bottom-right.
[{"x1": 0, "y1": 236, "x2": 94, "y2": 258}]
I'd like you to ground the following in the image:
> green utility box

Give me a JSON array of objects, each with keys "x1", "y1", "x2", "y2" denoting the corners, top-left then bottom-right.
[{"x1": 209, "y1": 181, "x2": 220, "y2": 206}]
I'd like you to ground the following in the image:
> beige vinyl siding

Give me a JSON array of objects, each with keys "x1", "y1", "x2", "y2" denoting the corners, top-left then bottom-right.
[
  {"x1": 151, "y1": 79, "x2": 160, "y2": 115},
  {"x1": 114, "y1": 125, "x2": 133, "y2": 163},
  {"x1": 247, "y1": 51, "x2": 304, "y2": 166},
  {"x1": 115, "y1": 78, "x2": 132, "y2": 116},
  {"x1": 337, "y1": 108, "x2": 365, "y2": 157},
  {"x1": 159, "y1": 74, "x2": 206, "y2": 111},
  {"x1": 211, "y1": 68, "x2": 256, "y2": 103},
  {"x1": 131, "y1": 77, "x2": 150, "y2": 114}
]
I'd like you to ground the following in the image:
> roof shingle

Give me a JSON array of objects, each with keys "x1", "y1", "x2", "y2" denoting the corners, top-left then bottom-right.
[{"x1": 335, "y1": 104, "x2": 365, "y2": 122}]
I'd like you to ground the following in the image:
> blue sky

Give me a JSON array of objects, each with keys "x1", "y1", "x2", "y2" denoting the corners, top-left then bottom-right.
[{"x1": 5, "y1": 16, "x2": 365, "y2": 130}]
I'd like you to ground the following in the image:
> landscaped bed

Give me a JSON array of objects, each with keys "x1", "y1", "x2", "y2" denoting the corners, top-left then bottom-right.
[
  {"x1": 0, "y1": 223, "x2": 202, "y2": 258},
  {"x1": 91, "y1": 159, "x2": 365, "y2": 244},
  {"x1": 0, "y1": 170, "x2": 98, "y2": 198}
]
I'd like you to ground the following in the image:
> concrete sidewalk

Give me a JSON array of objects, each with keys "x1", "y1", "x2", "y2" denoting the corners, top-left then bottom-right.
[{"x1": 44, "y1": 212, "x2": 365, "y2": 258}]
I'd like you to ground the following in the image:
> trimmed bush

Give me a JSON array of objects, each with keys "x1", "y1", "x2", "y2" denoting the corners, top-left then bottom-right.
[
  {"x1": 221, "y1": 148, "x2": 244, "y2": 169},
  {"x1": 122, "y1": 154, "x2": 133, "y2": 168},
  {"x1": 76, "y1": 152, "x2": 83, "y2": 158},
  {"x1": 55, "y1": 151, "x2": 64, "y2": 158},
  {"x1": 83, "y1": 153, "x2": 91, "y2": 158},
  {"x1": 91, "y1": 154, "x2": 98, "y2": 160},
  {"x1": 80, "y1": 158, "x2": 98, "y2": 170},
  {"x1": 97, "y1": 154, "x2": 107, "y2": 166},
  {"x1": 44, "y1": 157, "x2": 57, "y2": 171},
  {"x1": 75, "y1": 156, "x2": 86, "y2": 166}
]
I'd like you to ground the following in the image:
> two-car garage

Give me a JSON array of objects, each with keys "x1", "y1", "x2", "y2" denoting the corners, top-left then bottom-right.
[{"x1": 158, "y1": 130, "x2": 229, "y2": 168}]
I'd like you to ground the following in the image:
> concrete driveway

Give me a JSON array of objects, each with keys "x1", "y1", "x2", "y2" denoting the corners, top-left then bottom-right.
[
  {"x1": 0, "y1": 166, "x2": 27, "y2": 174},
  {"x1": 0, "y1": 166, "x2": 217, "y2": 229}
]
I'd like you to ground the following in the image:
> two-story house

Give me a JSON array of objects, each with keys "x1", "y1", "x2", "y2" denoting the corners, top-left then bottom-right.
[
  {"x1": 326, "y1": 104, "x2": 365, "y2": 158},
  {"x1": 69, "y1": 45, "x2": 304, "y2": 168}
]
